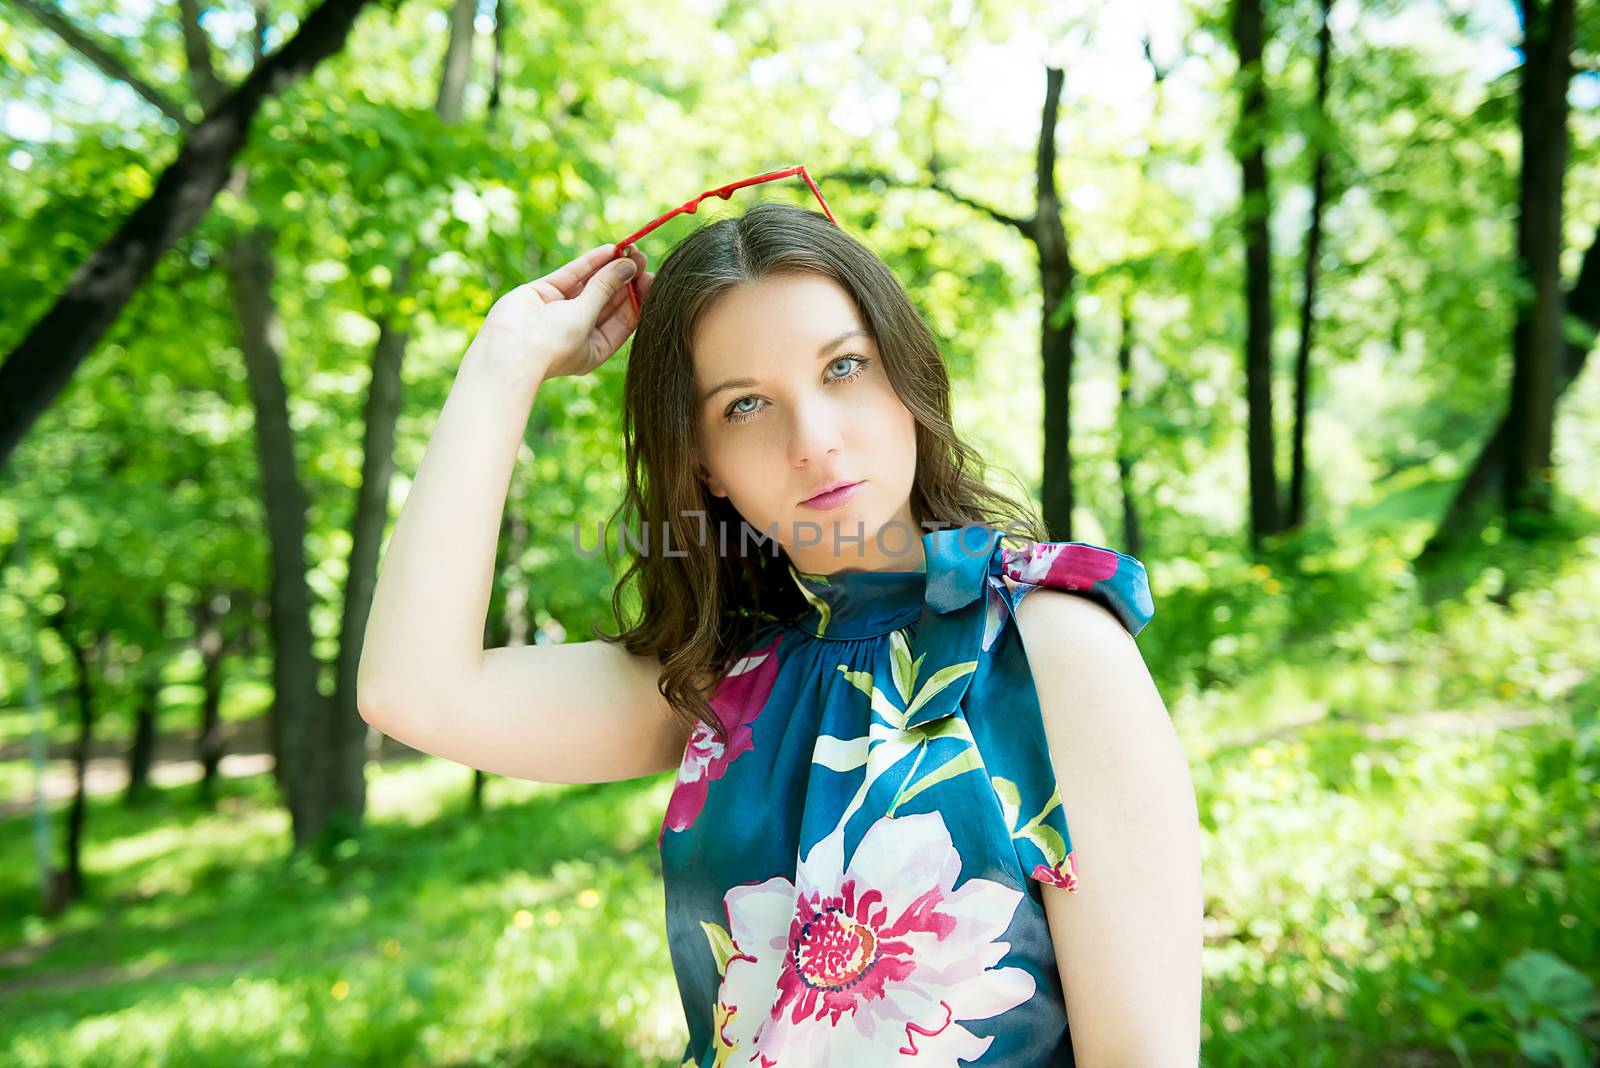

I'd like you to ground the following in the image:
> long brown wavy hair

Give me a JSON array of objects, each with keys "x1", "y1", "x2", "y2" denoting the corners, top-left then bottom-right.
[{"x1": 593, "y1": 200, "x2": 1048, "y2": 747}]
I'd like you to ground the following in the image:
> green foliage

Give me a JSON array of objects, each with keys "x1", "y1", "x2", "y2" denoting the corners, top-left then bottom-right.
[
  {"x1": 1405, "y1": 949, "x2": 1599, "y2": 1068},
  {"x1": 3, "y1": 0, "x2": 1599, "y2": 1064}
]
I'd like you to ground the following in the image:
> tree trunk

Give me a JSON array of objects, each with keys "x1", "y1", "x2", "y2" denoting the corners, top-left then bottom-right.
[
  {"x1": 1230, "y1": 0, "x2": 1281, "y2": 550},
  {"x1": 1034, "y1": 69, "x2": 1078, "y2": 541},
  {"x1": 55, "y1": 637, "x2": 97, "y2": 913},
  {"x1": 329, "y1": 262, "x2": 412, "y2": 829},
  {"x1": 223, "y1": 226, "x2": 331, "y2": 847},
  {"x1": 1115, "y1": 291, "x2": 1143, "y2": 559},
  {"x1": 124, "y1": 590, "x2": 170, "y2": 806},
  {"x1": 473, "y1": 502, "x2": 532, "y2": 813},
  {"x1": 1419, "y1": 70, "x2": 1594, "y2": 568},
  {"x1": 832, "y1": 66, "x2": 1093, "y2": 541},
  {"x1": 1418, "y1": 234, "x2": 1597, "y2": 567},
  {"x1": 196, "y1": 591, "x2": 228, "y2": 807},
  {"x1": 1288, "y1": 0, "x2": 1333, "y2": 532},
  {"x1": 1503, "y1": 0, "x2": 1573, "y2": 530},
  {"x1": 331, "y1": 0, "x2": 479, "y2": 831},
  {"x1": 123, "y1": 677, "x2": 159, "y2": 806},
  {"x1": 45, "y1": 596, "x2": 100, "y2": 916}
]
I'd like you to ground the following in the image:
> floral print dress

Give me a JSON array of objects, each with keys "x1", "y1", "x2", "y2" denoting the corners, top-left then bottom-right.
[{"x1": 657, "y1": 522, "x2": 1155, "y2": 1067}]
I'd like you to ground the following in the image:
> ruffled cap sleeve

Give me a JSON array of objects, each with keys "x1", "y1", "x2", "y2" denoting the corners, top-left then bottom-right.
[{"x1": 999, "y1": 539, "x2": 1154, "y2": 638}]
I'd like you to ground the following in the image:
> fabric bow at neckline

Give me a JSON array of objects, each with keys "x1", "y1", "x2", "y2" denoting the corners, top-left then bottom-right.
[
  {"x1": 785, "y1": 523, "x2": 1154, "y2": 730},
  {"x1": 785, "y1": 523, "x2": 1153, "y2": 642}
]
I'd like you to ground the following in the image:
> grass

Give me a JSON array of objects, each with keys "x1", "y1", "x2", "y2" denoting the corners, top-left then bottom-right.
[{"x1": 1, "y1": 769, "x2": 688, "y2": 1066}]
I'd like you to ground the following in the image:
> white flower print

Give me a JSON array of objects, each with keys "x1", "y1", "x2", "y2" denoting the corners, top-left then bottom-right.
[{"x1": 713, "y1": 810, "x2": 1035, "y2": 1066}]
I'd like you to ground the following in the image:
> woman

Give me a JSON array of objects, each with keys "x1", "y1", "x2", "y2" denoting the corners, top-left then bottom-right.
[{"x1": 358, "y1": 202, "x2": 1203, "y2": 1065}]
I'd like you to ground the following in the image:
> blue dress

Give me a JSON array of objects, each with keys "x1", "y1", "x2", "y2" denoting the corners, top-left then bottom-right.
[{"x1": 658, "y1": 522, "x2": 1155, "y2": 1067}]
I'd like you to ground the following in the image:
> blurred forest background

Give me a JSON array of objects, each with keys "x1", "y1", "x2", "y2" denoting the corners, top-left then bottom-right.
[{"x1": 1, "y1": 0, "x2": 1597, "y2": 1064}]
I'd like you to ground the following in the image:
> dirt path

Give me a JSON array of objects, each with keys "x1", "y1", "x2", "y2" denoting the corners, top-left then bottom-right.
[{"x1": 0, "y1": 717, "x2": 422, "y2": 818}]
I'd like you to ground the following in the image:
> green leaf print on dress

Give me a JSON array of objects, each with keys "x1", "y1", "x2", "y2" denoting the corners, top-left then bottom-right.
[{"x1": 814, "y1": 627, "x2": 982, "y2": 832}]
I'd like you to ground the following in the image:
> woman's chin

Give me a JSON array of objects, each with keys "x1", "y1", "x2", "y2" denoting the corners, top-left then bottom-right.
[{"x1": 790, "y1": 512, "x2": 920, "y2": 563}]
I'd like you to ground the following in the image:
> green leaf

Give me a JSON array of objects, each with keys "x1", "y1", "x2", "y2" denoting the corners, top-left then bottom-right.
[
  {"x1": 1026, "y1": 823, "x2": 1068, "y2": 868},
  {"x1": 837, "y1": 664, "x2": 875, "y2": 697},
  {"x1": 992, "y1": 776, "x2": 1021, "y2": 834},
  {"x1": 812, "y1": 734, "x2": 868, "y2": 772},
  {"x1": 893, "y1": 747, "x2": 984, "y2": 811},
  {"x1": 796, "y1": 578, "x2": 831, "y2": 635},
  {"x1": 890, "y1": 629, "x2": 914, "y2": 703},
  {"x1": 902, "y1": 660, "x2": 977, "y2": 719},
  {"x1": 1517, "y1": 1016, "x2": 1591, "y2": 1068},
  {"x1": 1016, "y1": 787, "x2": 1063, "y2": 835},
  {"x1": 1497, "y1": 950, "x2": 1598, "y2": 1026},
  {"x1": 699, "y1": 921, "x2": 737, "y2": 977}
]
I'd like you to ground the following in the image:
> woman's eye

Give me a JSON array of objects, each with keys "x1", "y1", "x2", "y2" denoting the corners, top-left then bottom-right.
[
  {"x1": 722, "y1": 354, "x2": 870, "y2": 424},
  {"x1": 827, "y1": 354, "x2": 869, "y2": 380},
  {"x1": 726, "y1": 396, "x2": 761, "y2": 422}
]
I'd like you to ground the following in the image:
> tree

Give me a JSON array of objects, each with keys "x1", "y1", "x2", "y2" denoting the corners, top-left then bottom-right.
[
  {"x1": 0, "y1": 0, "x2": 384, "y2": 467},
  {"x1": 1287, "y1": 0, "x2": 1337, "y2": 533},
  {"x1": 1502, "y1": 0, "x2": 1575, "y2": 532},
  {"x1": 1229, "y1": 0, "x2": 1283, "y2": 551}
]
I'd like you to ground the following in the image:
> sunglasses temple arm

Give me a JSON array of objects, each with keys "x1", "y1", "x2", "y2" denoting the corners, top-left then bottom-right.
[
  {"x1": 796, "y1": 166, "x2": 838, "y2": 225},
  {"x1": 614, "y1": 164, "x2": 834, "y2": 321}
]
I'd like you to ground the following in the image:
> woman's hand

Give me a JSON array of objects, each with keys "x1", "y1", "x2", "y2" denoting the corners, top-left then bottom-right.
[{"x1": 465, "y1": 242, "x2": 654, "y2": 386}]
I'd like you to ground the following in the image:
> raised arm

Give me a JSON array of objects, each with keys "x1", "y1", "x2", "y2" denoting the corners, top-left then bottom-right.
[{"x1": 356, "y1": 243, "x2": 687, "y2": 784}]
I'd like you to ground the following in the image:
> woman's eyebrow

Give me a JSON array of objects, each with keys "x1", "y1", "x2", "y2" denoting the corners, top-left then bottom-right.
[
  {"x1": 815, "y1": 327, "x2": 869, "y2": 357},
  {"x1": 697, "y1": 328, "x2": 871, "y2": 404}
]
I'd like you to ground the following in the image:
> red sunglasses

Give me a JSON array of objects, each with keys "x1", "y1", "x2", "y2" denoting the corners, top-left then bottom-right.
[{"x1": 609, "y1": 164, "x2": 839, "y2": 318}]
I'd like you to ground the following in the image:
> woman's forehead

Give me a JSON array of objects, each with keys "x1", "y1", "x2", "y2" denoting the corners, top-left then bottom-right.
[{"x1": 692, "y1": 279, "x2": 867, "y2": 373}]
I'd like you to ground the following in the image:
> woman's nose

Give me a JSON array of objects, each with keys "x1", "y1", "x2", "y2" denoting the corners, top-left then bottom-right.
[{"x1": 785, "y1": 394, "x2": 847, "y2": 469}]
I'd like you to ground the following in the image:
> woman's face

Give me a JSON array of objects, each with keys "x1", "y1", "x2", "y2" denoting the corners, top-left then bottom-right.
[{"x1": 691, "y1": 272, "x2": 922, "y2": 575}]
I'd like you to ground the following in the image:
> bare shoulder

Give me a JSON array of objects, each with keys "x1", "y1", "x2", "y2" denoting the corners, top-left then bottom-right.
[
  {"x1": 1007, "y1": 586, "x2": 1204, "y2": 1062},
  {"x1": 1008, "y1": 584, "x2": 1165, "y2": 752},
  {"x1": 1010, "y1": 581, "x2": 1140, "y2": 658}
]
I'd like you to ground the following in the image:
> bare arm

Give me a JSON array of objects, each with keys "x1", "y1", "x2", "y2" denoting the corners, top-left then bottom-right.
[
  {"x1": 356, "y1": 242, "x2": 684, "y2": 784},
  {"x1": 1014, "y1": 590, "x2": 1204, "y2": 1066}
]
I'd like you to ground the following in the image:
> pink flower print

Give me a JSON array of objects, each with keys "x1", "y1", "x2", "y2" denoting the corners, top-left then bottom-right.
[
  {"x1": 715, "y1": 811, "x2": 1035, "y2": 1065},
  {"x1": 661, "y1": 634, "x2": 784, "y2": 841},
  {"x1": 1030, "y1": 850, "x2": 1080, "y2": 892},
  {"x1": 1003, "y1": 541, "x2": 1120, "y2": 592}
]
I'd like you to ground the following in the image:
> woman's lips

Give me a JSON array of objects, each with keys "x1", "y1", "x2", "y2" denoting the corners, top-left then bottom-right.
[{"x1": 800, "y1": 480, "x2": 864, "y2": 510}]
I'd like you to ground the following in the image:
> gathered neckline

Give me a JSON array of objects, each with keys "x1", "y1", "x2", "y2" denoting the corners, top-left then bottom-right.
[{"x1": 782, "y1": 524, "x2": 1006, "y2": 640}]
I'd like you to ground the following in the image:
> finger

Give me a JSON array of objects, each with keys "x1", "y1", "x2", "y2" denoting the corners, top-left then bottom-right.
[
  {"x1": 594, "y1": 289, "x2": 623, "y2": 325},
  {"x1": 593, "y1": 282, "x2": 644, "y2": 353},
  {"x1": 595, "y1": 282, "x2": 636, "y2": 342},
  {"x1": 588, "y1": 247, "x2": 649, "y2": 326},
  {"x1": 595, "y1": 273, "x2": 640, "y2": 329},
  {"x1": 592, "y1": 306, "x2": 635, "y2": 360},
  {"x1": 538, "y1": 242, "x2": 623, "y2": 300},
  {"x1": 575, "y1": 255, "x2": 640, "y2": 320},
  {"x1": 603, "y1": 273, "x2": 652, "y2": 329},
  {"x1": 596, "y1": 266, "x2": 635, "y2": 320},
  {"x1": 624, "y1": 246, "x2": 653, "y2": 298},
  {"x1": 592, "y1": 275, "x2": 638, "y2": 331},
  {"x1": 615, "y1": 260, "x2": 655, "y2": 321}
]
